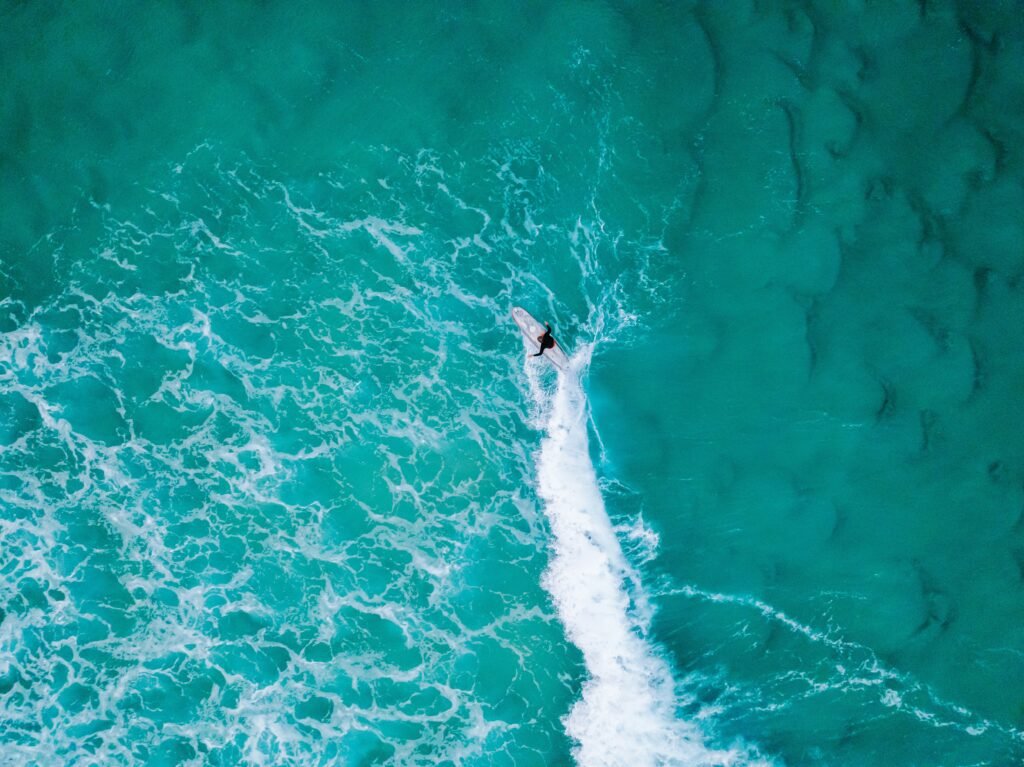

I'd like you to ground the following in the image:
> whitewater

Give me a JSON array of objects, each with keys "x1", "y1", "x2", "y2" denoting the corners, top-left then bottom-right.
[{"x1": 526, "y1": 344, "x2": 769, "y2": 767}]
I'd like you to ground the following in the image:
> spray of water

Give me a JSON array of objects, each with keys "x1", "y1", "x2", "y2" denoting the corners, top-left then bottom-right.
[{"x1": 526, "y1": 343, "x2": 766, "y2": 767}]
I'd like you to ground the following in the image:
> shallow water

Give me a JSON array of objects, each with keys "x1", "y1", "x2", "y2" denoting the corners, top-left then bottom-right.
[{"x1": 2, "y1": 1, "x2": 1024, "y2": 765}]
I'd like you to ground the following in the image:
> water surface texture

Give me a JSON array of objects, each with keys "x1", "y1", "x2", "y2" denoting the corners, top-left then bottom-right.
[{"x1": 3, "y1": 2, "x2": 1024, "y2": 765}]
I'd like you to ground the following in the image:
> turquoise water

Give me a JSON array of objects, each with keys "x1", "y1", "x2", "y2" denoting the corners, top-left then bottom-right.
[{"x1": 2, "y1": 1, "x2": 1024, "y2": 765}]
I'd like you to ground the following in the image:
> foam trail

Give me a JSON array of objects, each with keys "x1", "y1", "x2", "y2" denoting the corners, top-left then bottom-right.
[{"x1": 532, "y1": 346, "x2": 763, "y2": 767}]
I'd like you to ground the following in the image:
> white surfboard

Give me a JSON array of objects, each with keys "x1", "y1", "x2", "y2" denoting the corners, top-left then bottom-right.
[{"x1": 511, "y1": 306, "x2": 569, "y2": 371}]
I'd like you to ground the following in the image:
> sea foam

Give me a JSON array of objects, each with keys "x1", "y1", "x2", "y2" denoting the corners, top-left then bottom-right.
[{"x1": 530, "y1": 347, "x2": 766, "y2": 767}]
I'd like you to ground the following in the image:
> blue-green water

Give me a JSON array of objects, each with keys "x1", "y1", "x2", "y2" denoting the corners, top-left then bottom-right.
[{"x1": 3, "y1": 2, "x2": 1024, "y2": 765}]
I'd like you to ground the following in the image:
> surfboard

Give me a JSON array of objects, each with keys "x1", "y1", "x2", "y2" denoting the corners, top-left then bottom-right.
[{"x1": 511, "y1": 306, "x2": 569, "y2": 371}]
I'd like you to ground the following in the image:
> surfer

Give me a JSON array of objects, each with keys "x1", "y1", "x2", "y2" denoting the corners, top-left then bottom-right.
[{"x1": 533, "y1": 323, "x2": 556, "y2": 357}]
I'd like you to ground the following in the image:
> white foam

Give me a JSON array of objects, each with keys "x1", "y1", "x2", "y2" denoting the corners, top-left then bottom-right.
[
  {"x1": 533, "y1": 348, "x2": 766, "y2": 767},
  {"x1": 669, "y1": 583, "x2": 1024, "y2": 744}
]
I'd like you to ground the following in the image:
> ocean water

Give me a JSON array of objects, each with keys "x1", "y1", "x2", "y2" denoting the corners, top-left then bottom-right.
[{"x1": 2, "y1": 1, "x2": 1024, "y2": 765}]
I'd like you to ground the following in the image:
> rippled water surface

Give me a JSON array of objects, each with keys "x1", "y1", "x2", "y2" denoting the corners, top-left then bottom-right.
[{"x1": 3, "y1": 2, "x2": 1024, "y2": 765}]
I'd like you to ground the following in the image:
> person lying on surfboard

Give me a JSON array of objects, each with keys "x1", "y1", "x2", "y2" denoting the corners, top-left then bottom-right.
[{"x1": 533, "y1": 324, "x2": 556, "y2": 357}]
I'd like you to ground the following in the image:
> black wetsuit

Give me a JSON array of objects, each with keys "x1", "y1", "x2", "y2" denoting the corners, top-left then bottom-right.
[{"x1": 533, "y1": 324, "x2": 555, "y2": 356}]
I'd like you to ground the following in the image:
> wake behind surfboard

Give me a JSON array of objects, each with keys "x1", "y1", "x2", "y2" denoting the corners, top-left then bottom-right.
[{"x1": 511, "y1": 306, "x2": 570, "y2": 371}]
